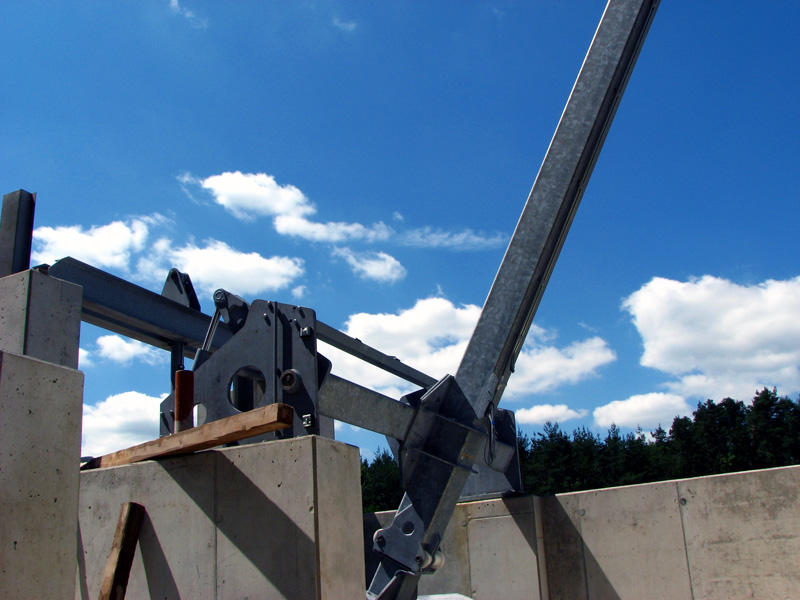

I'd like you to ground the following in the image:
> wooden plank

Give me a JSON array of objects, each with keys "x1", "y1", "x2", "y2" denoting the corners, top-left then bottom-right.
[
  {"x1": 97, "y1": 502, "x2": 145, "y2": 600},
  {"x1": 82, "y1": 403, "x2": 293, "y2": 470}
]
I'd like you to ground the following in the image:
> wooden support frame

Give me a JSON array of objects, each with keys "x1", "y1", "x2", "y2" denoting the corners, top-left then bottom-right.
[{"x1": 82, "y1": 403, "x2": 294, "y2": 470}]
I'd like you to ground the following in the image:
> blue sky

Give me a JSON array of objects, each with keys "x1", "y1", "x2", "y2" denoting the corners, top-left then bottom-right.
[{"x1": 3, "y1": 1, "x2": 799, "y2": 458}]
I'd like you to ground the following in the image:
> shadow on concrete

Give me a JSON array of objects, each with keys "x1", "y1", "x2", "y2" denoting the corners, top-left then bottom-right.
[
  {"x1": 75, "y1": 520, "x2": 90, "y2": 600},
  {"x1": 139, "y1": 511, "x2": 180, "y2": 600},
  {"x1": 502, "y1": 495, "x2": 540, "y2": 557},
  {"x1": 165, "y1": 451, "x2": 317, "y2": 599},
  {"x1": 540, "y1": 496, "x2": 620, "y2": 600}
]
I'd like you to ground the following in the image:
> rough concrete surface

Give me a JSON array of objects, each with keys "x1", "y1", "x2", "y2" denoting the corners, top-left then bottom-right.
[
  {"x1": 678, "y1": 467, "x2": 800, "y2": 599},
  {"x1": 0, "y1": 269, "x2": 82, "y2": 369},
  {"x1": 75, "y1": 435, "x2": 364, "y2": 600},
  {"x1": 543, "y1": 466, "x2": 800, "y2": 600},
  {"x1": 0, "y1": 351, "x2": 84, "y2": 599}
]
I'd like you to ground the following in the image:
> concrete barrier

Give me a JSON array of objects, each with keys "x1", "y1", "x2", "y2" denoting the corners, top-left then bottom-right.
[
  {"x1": 75, "y1": 435, "x2": 363, "y2": 600},
  {"x1": 0, "y1": 351, "x2": 84, "y2": 599},
  {"x1": 365, "y1": 466, "x2": 800, "y2": 599}
]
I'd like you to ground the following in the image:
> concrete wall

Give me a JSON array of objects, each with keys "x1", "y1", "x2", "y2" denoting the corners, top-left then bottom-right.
[
  {"x1": 542, "y1": 466, "x2": 800, "y2": 600},
  {"x1": 365, "y1": 466, "x2": 800, "y2": 600},
  {"x1": 75, "y1": 435, "x2": 364, "y2": 600},
  {"x1": 0, "y1": 351, "x2": 84, "y2": 599}
]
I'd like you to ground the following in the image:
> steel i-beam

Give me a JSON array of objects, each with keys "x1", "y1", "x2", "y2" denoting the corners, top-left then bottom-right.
[{"x1": 367, "y1": 0, "x2": 660, "y2": 597}]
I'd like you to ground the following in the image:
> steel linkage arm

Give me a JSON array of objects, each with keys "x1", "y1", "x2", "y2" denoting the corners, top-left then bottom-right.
[{"x1": 367, "y1": 0, "x2": 660, "y2": 597}]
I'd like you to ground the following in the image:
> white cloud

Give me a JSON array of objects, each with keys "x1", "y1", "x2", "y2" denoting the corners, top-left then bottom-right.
[
  {"x1": 505, "y1": 337, "x2": 616, "y2": 397},
  {"x1": 32, "y1": 216, "x2": 161, "y2": 271},
  {"x1": 190, "y1": 171, "x2": 506, "y2": 251},
  {"x1": 332, "y1": 247, "x2": 406, "y2": 283},
  {"x1": 138, "y1": 238, "x2": 304, "y2": 298},
  {"x1": 82, "y1": 391, "x2": 165, "y2": 457},
  {"x1": 97, "y1": 335, "x2": 162, "y2": 365},
  {"x1": 199, "y1": 171, "x2": 314, "y2": 221},
  {"x1": 401, "y1": 226, "x2": 508, "y2": 250},
  {"x1": 516, "y1": 404, "x2": 587, "y2": 425},
  {"x1": 322, "y1": 296, "x2": 614, "y2": 403},
  {"x1": 291, "y1": 285, "x2": 308, "y2": 299},
  {"x1": 623, "y1": 275, "x2": 800, "y2": 401},
  {"x1": 79, "y1": 348, "x2": 94, "y2": 368},
  {"x1": 332, "y1": 17, "x2": 357, "y2": 32},
  {"x1": 194, "y1": 170, "x2": 394, "y2": 244},
  {"x1": 274, "y1": 215, "x2": 392, "y2": 243},
  {"x1": 169, "y1": 0, "x2": 208, "y2": 29},
  {"x1": 593, "y1": 393, "x2": 691, "y2": 429}
]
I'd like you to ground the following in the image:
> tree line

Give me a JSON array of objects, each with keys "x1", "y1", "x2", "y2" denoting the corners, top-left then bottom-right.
[{"x1": 361, "y1": 388, "x2": 800, "y2": 511}]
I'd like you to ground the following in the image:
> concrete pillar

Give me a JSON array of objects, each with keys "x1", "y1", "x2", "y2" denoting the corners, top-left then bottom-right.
[
  {"x1": 0, "y1": 351, "x2": 84, "y2": 599},
  {"x1": 0, "y1": 269, "x2": 82, "y2": 369},
  {"x1": 76, "y1": 435, "x2": 365, "y2": 600}
]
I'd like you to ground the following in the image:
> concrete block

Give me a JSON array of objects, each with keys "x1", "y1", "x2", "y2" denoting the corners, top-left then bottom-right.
[
  {"x1": 678, "y1": 466, "x2": 800, "y2": 599},
  {"x1": 0, "y1": 351, "x2": 84, "y2": 599},
  {"x1": 76, "y1": 453, "x2": 217, "y2": 599},
  {"x1": 462, "y1": 495, "x2": 540, "y2": 599},
  {"x1": 569, "y1": 480, "x2": 693, "y2": 600},
  {"x1": 215, "y1": 436, "x2": 364, "y2": 600},
  {"x1": 75, "y1": 435, "x2": 364, "y2": 600},
  {"x1": 0, "y1": 269, "x2": 82, "y2": 368}
]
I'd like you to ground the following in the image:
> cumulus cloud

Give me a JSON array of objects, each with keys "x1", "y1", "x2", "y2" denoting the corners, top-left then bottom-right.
[
  {"x1": 332, "y1": 247, "x2": 406, "y2": 283},
  {"x1": 593, "y1": 393, "x2": 691, "y2": 429},
  {"x1": 31, "y1": 210, "x2": 305, "y2": 301},
  {"x1": 623, "y1": 275, "x2": 800, "y2": 401},
  {"x1": 32, "y1": 216, "x2": 162, "y2": 271},
  {"x1": 504, "y1": 337, "x2": 616, "y2": 397},
  {"x1": 82, "y1": 391, "x2": 165, "y2": 457},
  {"x1": 291, "y1": 285, "x2": 308, "y2": 299},
  {"x1": 193, "y1": 171, "x2": 392, "y2": 243},
  {"x1": 79, "y1": 348, "x2": 94, "y2": 368},
  {"x1": 137, "y1": 238, "x2": 304, "y2": 298},
  {"x1": 96, "y1": 335, "x2": 162, "y2": 365},
  {"x1": 186, "y1": 171, "x2": 506, "y2": 251},
  {"x1": 322, "y1": 296, "x2": 615, "y2": 402},
  {"x1": 199, "y1": 171, "x2": 314, "y2": 221},
  {"x1": 516, "y1": 404, "x2": 588, "y2": 425}
]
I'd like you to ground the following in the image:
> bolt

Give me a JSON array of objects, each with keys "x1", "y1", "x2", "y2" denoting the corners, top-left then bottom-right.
[
  {"x1": 376, "y1": 535, "x2": 385, "y2": 547},
  {"x1": 679, "y1": 497, "x2": 687, "y2": 506},
  {"x1": 415, "y1": 555, "x2": 423, "y2": 565},
  {"x1": 280, "y1": 369, "x2": 302, "y2": 393}
]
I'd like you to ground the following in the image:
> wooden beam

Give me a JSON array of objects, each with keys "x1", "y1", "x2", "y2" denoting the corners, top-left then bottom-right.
[
  {"x1": 97, "y1": 502, "x2": 145, "y2": 600},
  {"x1": 82, "y1": 403, "x2": 293, "y2": 470}
]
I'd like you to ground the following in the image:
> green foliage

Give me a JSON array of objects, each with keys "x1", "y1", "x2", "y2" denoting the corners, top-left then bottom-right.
[
  {"x1": 360, "y1": 388, "x2": 800, "y2": 509},
  {"x1": 360, "y1": 448, "x2": 403, "y2": 513},
  {"x1": 519, "y1": 388, "x2": 800, "y2": 496}
]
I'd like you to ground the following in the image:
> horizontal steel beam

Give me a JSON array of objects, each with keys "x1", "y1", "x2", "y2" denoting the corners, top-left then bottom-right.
[
  {"x1": 45, "y1": 258, "x2": 436, "y2": 389},
  {"x1": 45, "y1": 257, "x2": 231, "y2": 356},
  {"x1": 318, "y1": 374, "x2": 416, "y2": 440},
  {"x1": 316, "y1": 321, "x2": 437, "y2": 389}
]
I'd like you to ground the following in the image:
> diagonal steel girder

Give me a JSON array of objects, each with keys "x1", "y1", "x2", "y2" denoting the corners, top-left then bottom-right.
[{"x1": 367, "y1": 0, "x2": 660, "y2": 597}]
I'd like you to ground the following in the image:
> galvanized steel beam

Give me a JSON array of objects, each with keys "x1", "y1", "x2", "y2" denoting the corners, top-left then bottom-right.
[{"x1": 368, "y1": 1, "x2": 660, "y2": 597}]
